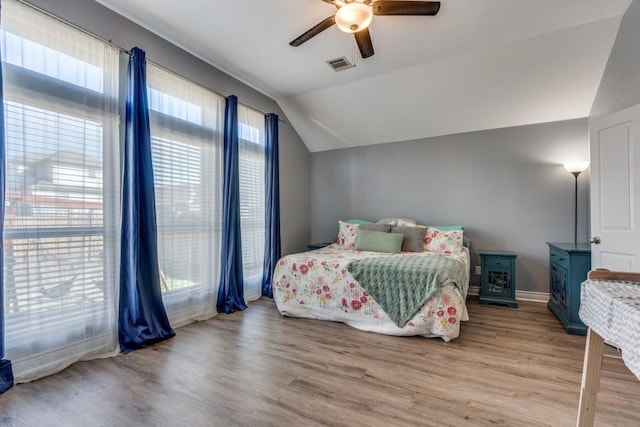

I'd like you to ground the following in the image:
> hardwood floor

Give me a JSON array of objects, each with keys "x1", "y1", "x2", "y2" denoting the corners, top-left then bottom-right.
[{"x1": 1, "y1": 299, "x2": 638, "y2": 426}]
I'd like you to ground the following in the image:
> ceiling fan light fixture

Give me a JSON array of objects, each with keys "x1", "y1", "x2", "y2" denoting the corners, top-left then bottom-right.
[{"x1": 335, "y1": 3, "x2": 373, "y2": 33}]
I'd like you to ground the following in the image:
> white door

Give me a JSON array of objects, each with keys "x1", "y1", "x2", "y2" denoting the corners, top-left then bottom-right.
[{"x1": 589, "y1": 103, "x2": 640, "y2": 271}]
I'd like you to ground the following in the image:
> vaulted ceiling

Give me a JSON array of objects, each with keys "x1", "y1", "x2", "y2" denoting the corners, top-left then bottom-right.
[{"x1": 95, "y1": 0, "x2": 632, "y2": 152}]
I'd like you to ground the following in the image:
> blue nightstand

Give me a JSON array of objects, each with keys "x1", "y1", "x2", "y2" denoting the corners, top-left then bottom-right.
[
  {"x1": 479, "y1": 251, "x2": 518, "y2": 308},
  {"x1": 546, "y1": 242, "x2": 591, "y2": 335}
]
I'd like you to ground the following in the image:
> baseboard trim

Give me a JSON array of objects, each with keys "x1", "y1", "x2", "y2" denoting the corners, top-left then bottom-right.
[
  {"x1": 516, "y1": 290, "x2": 549, "y2": 303},
  {"x1": 467, "y1": 286, "x2": 549, "y2": 303}
]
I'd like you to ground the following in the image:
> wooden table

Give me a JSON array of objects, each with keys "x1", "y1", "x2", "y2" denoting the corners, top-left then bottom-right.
[{"x1": 576, "y1": 270, "x2": 640, "y2": 427}]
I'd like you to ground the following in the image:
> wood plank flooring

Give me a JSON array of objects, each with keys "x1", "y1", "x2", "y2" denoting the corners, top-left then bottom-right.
[{"x1": 1, "y1": 298, "x2": 638, "y2": 426}]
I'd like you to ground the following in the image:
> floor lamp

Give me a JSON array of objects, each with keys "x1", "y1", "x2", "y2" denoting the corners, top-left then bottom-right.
[{"x1": 563, "y1": 161, "x2": 589, "y2": 245}]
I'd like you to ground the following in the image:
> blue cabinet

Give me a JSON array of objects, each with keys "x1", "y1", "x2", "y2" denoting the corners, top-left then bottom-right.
[
  {"x1": 479, "y1": 251, "x2": 518, "y2": 308},
  {"x1": 546, "y1": 242, "x2": 591, "y2": 335}
]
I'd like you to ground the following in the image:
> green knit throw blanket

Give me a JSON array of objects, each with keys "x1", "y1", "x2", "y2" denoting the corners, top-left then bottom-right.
[{"x1": 346, "y1": 254, "x2": 468, "y2": 327}]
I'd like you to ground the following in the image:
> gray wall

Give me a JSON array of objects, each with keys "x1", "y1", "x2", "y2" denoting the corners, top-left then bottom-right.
[
  {"x1": 29, "y1": 0, "x2": 311, "y2": 255},
  {"x1": 311, "y1": 119, "x2": 590, "y2": 293},
  {"x1": 590, "y1": 0, "x2": 640, "y2": 116}
]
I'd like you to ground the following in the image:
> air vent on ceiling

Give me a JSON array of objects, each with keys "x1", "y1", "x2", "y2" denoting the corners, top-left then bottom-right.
[{"x1": 326, "y1": 56, "x2": 355, "y2": 72}]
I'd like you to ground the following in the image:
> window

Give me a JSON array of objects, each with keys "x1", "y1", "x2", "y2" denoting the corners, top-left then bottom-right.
[
  {"x1": 238, "y1": 105, "x2": 265, "y2": 301},
  {"x1": 0, "y1": 0, "x2": 272, "y2": 385},
  {"x1": 1, "y1": 0, "x2": 120, "y2": 381},
  {"x1": 147, "y1": 64, "x2": 224, "y2": 326}
]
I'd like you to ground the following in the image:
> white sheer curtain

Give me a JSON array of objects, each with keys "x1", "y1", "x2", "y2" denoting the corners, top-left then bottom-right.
[
  {"x1": 147, "y1": 64, "x2": 224, "y2": 327},
  {"x1": 238, "y1": 105, "x2": 265, "y2": 302},
  {"x1": 1, "y1": 0, "x2": 121, "y2": 382}
]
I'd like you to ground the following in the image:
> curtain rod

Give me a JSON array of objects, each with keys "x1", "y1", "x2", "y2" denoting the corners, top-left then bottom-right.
[
  {"x1": 16, "y1": 0, "x2": 286, "y2": 124},
  {"x1": 16, "y1": 1, "x2": 132, "y2": 55}
]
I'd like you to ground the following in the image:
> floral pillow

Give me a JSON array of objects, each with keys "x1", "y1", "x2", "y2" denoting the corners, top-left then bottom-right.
[
  {"x1": 336, "y1": 220, "x2": 360, "y2": 249},
  {"x1": 423, "y1": 227, "x2": 464, "y2": 253}
]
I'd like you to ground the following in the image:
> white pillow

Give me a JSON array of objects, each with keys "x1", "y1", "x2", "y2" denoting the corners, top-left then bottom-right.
[{"x1": 376, "y1": 217, "x2": 416, "y2": 227}]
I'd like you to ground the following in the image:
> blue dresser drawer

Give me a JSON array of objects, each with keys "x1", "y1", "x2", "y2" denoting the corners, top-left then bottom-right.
[
  {"x1": 483, "y1": 257, "x2": 513, "y2": 269},
  {"x1": 549, "y1": 248, "x2": 570, "y2": 270}
]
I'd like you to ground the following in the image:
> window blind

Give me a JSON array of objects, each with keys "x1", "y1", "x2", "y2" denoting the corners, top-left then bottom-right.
[
  {"x1": 1, "y1": 0, "x2": 120, "y2": 382},
  {"x1": 238, "y1": 105, "x2": 266, "y2": 301},
  {"x1": 147, "y1": 64, "x2": 224, "y2": 326}
]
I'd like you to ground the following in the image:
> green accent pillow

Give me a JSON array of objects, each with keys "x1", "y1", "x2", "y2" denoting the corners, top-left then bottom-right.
[
  {"x1": 354, "y1": 230, "x2": 404, "y2": 253},
  {"x1": 359, "y1": 223, "x2": 392, "y2": 233},
  {"x1": 429, "y1": 225, "x2": 464, "y2": 231}
]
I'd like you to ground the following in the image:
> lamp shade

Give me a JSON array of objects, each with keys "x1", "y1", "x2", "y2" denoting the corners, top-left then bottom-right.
[
  {"x1": 563, "y1": 161, "x2": 589, "y2": 174},
  {"x1": 335, "y1": 3, "x2": 373, "y2": 33}
]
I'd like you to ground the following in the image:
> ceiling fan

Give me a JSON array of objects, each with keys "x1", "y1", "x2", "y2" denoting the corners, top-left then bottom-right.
[{"x1": 289, "y1": 0, "x2": 441, "y2": 59}]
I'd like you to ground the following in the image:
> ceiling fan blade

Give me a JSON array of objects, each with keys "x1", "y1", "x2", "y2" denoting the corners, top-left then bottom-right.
[
  {"x1": 354, "y1": 28, "x2": 375, "y2": 59},
  {"x1": 290, "y1": 16, "x2": 336, "y2": 47},
  {"x1": 371, "y1": 1, "x2": 440, "y2": 16}
]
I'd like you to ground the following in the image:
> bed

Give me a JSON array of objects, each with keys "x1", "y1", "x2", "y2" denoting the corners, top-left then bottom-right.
[{"x1": 272, "y1": 221, "x2": 470, "y2": 342}]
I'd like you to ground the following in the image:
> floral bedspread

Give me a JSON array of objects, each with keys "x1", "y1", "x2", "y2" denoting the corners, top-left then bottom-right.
[{"x1": 272, "y1": 244, "x2": 470, "y2": 342}]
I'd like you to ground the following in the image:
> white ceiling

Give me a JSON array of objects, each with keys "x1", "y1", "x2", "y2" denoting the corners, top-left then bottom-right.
[{"x1": 95, "y1": 0, "x2": 632, "y2": 152}]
